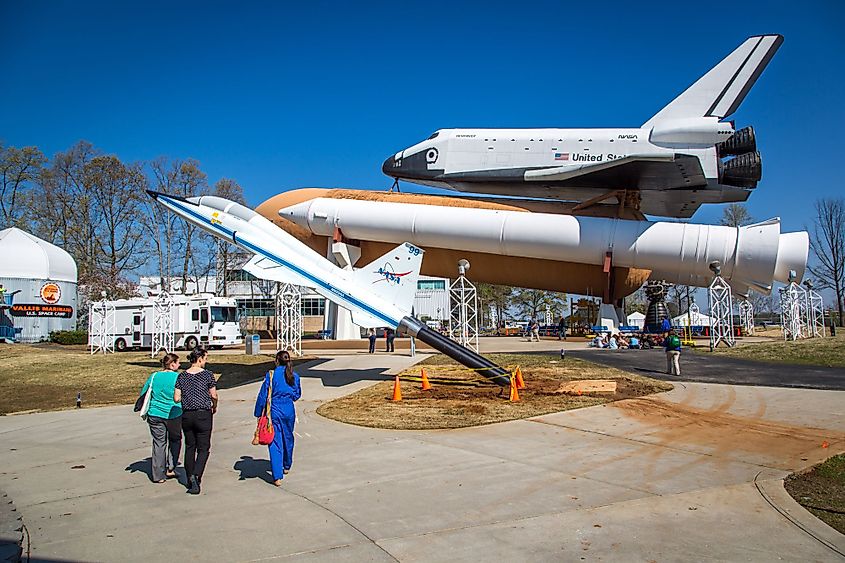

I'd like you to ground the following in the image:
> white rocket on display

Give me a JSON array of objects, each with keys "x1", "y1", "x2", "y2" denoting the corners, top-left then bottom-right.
[
  {"x1": 280, "y1": 197, "x2": 808, "y2": 297},
  {"x1": 147, "y1": 191, "x2": 512, "y2": 385}
]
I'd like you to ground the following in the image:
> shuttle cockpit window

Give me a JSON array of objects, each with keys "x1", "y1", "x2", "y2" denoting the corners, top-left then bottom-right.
[{"x1": 427, "y1": 131, "x2": 440, "y2": 140}]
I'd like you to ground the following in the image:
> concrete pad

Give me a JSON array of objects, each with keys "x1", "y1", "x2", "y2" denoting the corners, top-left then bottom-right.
[{"x1": 1, "y1": 349, "x2": 843, "y2": 561}]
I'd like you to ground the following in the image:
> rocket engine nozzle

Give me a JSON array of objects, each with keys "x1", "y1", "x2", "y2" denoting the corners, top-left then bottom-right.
[
  {"x1": 717, "y1": 126, "x2": 757, "y2": 157},
  {"x1": 719, "y1": 151, "x2": 762, "y2": 188}
]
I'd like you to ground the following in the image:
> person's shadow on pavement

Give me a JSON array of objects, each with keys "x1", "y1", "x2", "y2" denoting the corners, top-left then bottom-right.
[
  {"x1": 125, "y1": 458, "x2": 154, "y2": 481},
  {"x1": 234, "y1": 456, "x2": 273, "y2": 484}
]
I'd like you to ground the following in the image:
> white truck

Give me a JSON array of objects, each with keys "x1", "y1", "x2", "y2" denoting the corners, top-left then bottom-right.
[{"x1": 89, "y1": 294, "x2": 243, "y2": 351}]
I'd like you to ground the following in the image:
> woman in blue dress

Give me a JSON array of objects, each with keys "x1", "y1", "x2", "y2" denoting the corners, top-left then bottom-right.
[{"x1": 254, "y1": 350, "x2": 302, "y2": 486}]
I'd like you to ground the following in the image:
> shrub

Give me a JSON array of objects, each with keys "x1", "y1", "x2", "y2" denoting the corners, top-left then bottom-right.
[{"x1": 50, "y1": 330, "x2": 88, "y2": 345}]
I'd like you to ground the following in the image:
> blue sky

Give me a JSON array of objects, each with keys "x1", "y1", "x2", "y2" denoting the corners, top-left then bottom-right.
[{"x1": 1, "y1": 0, "x2": 842, "y2": 235}]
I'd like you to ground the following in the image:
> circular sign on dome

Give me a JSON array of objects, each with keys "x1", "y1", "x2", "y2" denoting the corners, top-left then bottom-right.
[{"x1": 40, "y1": 282, "x2": 61, "y2": 304}]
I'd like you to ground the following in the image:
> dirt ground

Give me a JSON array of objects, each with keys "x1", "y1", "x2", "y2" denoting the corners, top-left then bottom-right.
[
  {"x1": 317, "y1": 353, "x2": 673, "y2": 430},
  {"x1": 0, "y1": 343, "x2": 313, "y2": 414},
  {"x1": 785, "y1": 454, "x2": 845, "y2": 534}
]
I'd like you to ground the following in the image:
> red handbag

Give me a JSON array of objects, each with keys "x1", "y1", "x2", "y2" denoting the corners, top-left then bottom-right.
[{"x1": 257, "y1": 372, "x2": 275, "y2": 445}]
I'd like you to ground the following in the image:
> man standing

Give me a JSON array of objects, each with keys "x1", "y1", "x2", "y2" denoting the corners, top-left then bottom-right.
[
  {"x1": 385, "y1": 327, "x2": 395, "y2": 353},
  {"x1": 664, "y1": 330, "x2": 682, "y2": 375},
  {"x1": 0, "y1": 284, "x2": 6, "y2": 304}
]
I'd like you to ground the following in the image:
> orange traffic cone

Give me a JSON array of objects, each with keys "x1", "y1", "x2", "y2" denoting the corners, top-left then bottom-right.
[
  {"x1": 514, "y1": 366, "x2": 525, "y2": 390},
  {"x1": 392, "y1": 375, "x2": 402, "y2": 401},
  {"x1": 509, "y1": 374, "x2": 520, "y2": 402},
  {"x1": 420, "y1": 368, "x2": 432, "y2": 391}
]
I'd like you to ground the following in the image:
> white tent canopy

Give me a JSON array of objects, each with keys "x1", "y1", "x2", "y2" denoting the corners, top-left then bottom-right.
[
  {"x1": 673, "y1": 309, "x2": 715, "y2": 327},
  {"x1": 626, "y1": 311, "x2": 645, "y2": 328}
]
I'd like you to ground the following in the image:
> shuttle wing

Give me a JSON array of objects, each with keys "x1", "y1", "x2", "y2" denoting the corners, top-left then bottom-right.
[{"x1": 522, "y1": 154, "x2": 706, "y2": 191}]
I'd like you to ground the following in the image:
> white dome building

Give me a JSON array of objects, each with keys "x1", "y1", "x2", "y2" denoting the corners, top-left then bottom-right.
[{"x1": 0, "y1": 228, "x2": 78, "y2": 342}]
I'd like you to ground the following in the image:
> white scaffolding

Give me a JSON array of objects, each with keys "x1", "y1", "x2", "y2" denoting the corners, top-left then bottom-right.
[
  {"x1": 88, "y1": 298, "x2": 116, "y2": 355},
  {"x1": 276, "y1": 283, "x2": 303, "y2": 357},
  {"x1": 738, "y1": 298, "x2": 754, "y2": 336},
  {"x1": 544, "y1": 304, "x2": 552, "y2": 327},
  {"x1": 804, "y1": 281, "x2": 826, "y2": 338},
  {"x1": 449, "y1": 260, "x2": 479, "y2": 352},
  {"x1": 151, "y1": 291, "x2": 175, "y2": 357},
  {"x1": 708, "y1": 263, "x2": 735, "y2": 350},
  {"x1": 779, "y1": 281, "x2": 806, "y2": 341}
]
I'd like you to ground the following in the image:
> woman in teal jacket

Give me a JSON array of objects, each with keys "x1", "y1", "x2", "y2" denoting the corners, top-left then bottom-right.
[
  {"x1": 254, "y1": 350, "x2": 301, "y2": 486},
  {"x1": 140, "y1": 353, "x2": 183, "y2": 483}
]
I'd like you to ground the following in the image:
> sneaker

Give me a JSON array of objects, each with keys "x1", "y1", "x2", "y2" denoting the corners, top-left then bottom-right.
[{"x1": 187, "y1": 475, "x2": 200, "y2": 495}]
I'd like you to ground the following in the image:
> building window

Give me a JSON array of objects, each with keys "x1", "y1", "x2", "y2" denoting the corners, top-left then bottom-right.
[
  {"x1": 226, "y1": 269, "x2": 258, "y2": 282},
  {"x1": 301, "y1": 298, "x2": 325, "y2": 316},
  {"x1": 417, "y1": 280, "x2": 446, "y2": 291}
]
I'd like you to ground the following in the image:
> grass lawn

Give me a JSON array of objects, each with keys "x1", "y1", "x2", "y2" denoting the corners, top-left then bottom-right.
[
  {"x1": 700, "y1": 332, "x2": 845, "y2": 368},
  {"x1": 785, "y1": 453, "x2": 845, "y2": 534},
  {"x1": 317, "y1": 352, "x2": 673, "y2": 430},
  {"x1": 0, "y1": 344, "x2": 314, "y2": 415}
]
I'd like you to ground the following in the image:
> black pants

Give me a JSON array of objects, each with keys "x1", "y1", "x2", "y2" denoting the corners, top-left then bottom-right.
[
  {"x1": 181, "y1": 409, "x2": 213, "y2": 480},
  {"x1": 386, "y1": 336, "x2": 395, "y2": 352}
]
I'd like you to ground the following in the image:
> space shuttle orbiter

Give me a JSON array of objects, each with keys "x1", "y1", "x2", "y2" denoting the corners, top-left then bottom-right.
[{"x1": 383, "y1": 35, "x2": 783, "y2": 218}]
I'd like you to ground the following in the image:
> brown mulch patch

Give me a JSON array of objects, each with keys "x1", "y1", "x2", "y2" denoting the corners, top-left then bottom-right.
[{"x1": 316, "y1": 353, "x2": 672, "y2": 430}]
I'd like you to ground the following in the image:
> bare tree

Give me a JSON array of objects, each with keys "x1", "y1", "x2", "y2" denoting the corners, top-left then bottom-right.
[
  {"x1": 172, "y1": 160, "x2": 209, "y2": 291},
  {"x1": 719, "y1": 203, "x2": 754, "y2": 227},
  {"x1": 0, "y1": 144, "x2": 46, "y2": 228},
  {"x1": 513, "y1": 288, "x2": 567, "y2": 322},
  {"x1": 808, "y1": 198, "x2": 845, "y2": 326},
  {"x1": 82, "y1": 155, "x2": 149, "y2": 292},
  {"x1": 477, "y1": 283, "x2": 514, "y2": 328}
]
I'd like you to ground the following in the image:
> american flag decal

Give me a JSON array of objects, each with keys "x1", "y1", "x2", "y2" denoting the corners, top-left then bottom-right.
[{"x1": 554, "y1": 153, "x2": 569, "y2": 161}]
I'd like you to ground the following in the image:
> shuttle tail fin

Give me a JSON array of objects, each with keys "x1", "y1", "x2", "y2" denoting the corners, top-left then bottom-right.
[
  {"x1": 352, "y1": 242, "x2": 424, "y2": 318},
  {"x1": 642, "y1": 35, "x2": 783, "y2": 128}
]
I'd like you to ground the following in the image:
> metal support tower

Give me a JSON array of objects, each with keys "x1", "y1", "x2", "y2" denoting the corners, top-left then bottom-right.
[
  {"x1": 449, "y1": 259, "x2": 479, "y2": 352},
  {"x1": 804, "y1": 280, "x2": 826, "y2": 338},
  {"x1": 151, "y1": 291, "x2": 175, "y2": 357},
  {"x1": 738, "y1": 298, "x2": 754, "y2": 336},
  {"x1": 276, "y1": 283, "x2": 303, "y2": 356},
  {"x1": 707, "y1": 262, "x2": 735, "y2": 350},
  {"x1": 779, "y1": 277, "x2": 805, "y2": 341},
  {"x1": 544, "y1": 304, "x2": 552, "y2": 327},
  {"x1": 88, "y1": 297, "x2": 116, "y2": 355}
]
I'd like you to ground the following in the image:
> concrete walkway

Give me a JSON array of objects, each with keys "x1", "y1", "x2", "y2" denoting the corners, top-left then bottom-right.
[{"x1": 1, "y1": 344, "x2": 844, "y2": 561}]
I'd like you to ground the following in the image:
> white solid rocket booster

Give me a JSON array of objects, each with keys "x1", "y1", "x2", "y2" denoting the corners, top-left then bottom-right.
[{"x1": 280, "y1": 198, "x2": 808, "y2": 295}]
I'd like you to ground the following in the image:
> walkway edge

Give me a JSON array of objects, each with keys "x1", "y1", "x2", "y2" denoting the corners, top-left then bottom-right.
[
  {"x1": 0, "y1": 490, "x2": 23, "y2": 562},
  {"x1": 754, "y1": 476, "x2": 845, "y2": 557}
]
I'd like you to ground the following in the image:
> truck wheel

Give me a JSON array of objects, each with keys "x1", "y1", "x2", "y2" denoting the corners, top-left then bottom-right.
[
  {"x1": 184, "y1": 336, "x2": 198, "y2": 351},
  {"x1": 114, "y1": 338, "x2": 127, "y2": 352}
]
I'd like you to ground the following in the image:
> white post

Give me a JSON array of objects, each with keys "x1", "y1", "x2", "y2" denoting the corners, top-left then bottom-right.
[
  {"x1": 276, "y1": 283, "x2": 303, "y2": 356},
  {"x1": 707, "y1": 262, "x2": 735, "y2": 350},
  {"x1": 151, "y1": 291, "x2": 175, "y2": 357},
  {"x1": 449, "y1": 260, "x2": 479, "y2": 352}
]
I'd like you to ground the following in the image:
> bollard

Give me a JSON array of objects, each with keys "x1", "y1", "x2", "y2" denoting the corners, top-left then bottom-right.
[
  {"x1": 560, "y1": 349, "x2": 566, "y2": 360},
  {"x1": 76, "y1": 392, "x2": 82, "y2": 409}
]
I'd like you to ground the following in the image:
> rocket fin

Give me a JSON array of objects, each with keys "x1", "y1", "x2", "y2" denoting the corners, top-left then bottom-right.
[
  {"x1": 241, "y1": 255, "x2": 316, "y2": 289},
  {"x1": 352, "y1": 242, "x2": 424, "y2": 317},
  {"x1": 643, "y1": 35, "x2": 783, "y2": 127}
]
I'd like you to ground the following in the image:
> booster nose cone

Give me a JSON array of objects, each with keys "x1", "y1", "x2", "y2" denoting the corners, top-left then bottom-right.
[{"x1": 278, "y1": 201, "x2": 313, "y2": 229}]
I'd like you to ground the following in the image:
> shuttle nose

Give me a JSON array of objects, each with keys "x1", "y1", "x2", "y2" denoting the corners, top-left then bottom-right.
[{"x1": 382, "y1": 154, "x2": 400, "y2": 177}]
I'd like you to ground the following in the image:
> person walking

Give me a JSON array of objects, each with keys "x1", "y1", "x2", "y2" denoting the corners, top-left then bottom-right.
[
  {"x1": 385, "y1": 327, "x2": 395, "y2": 352},
  {"x1": 0, "y1": 284, "x2": 6, "y2": 304},
  {"x1": 254, "y1": 351, "x2": 302, "y2": 486},
  {"x1": 529, "y1": 318, "x2": 540, "y2": 342},
  {"x1": 557, "y1": 316, "x2": 567, "y2": 341},
  {"x1": 139, "y1": 353, "x2": 183, "y2": 483},
  {"x1": 174, "y1": 347, "x2": 218, "y2": 494},
  {"x1": 664, "y1": 330, "x2": 682, "y2": 375},
  {"x1": 367, "y1": 328, "x2": 377, "y2": 353}
]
